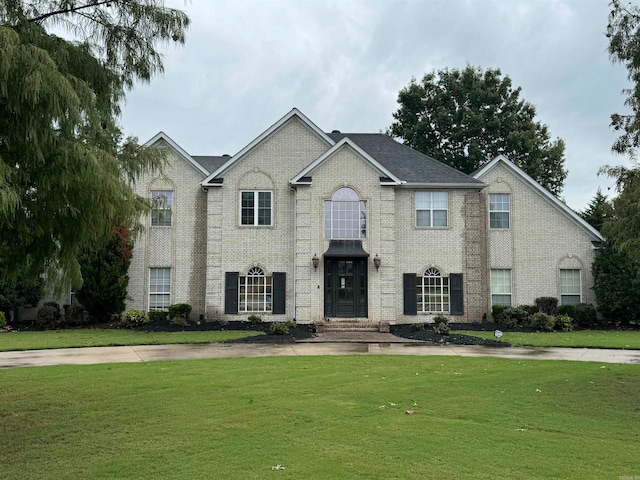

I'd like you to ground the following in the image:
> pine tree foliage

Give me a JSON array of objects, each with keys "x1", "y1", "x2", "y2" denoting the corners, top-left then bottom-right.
[
  {"x1": 0, "y1": 1, "x2": 189, "y2": 287},
  {"x1": 388, "y1": 66, "x2": 567, "y2": 196},
  {"x1": 579, "y1": 188, "x2": 613, "y2": 232}
]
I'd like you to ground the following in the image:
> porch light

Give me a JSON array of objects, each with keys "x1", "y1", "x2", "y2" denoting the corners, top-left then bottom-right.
[
  {"x1": 312, "y1": 253, "x2": 319, "y2": 270},
  {"x1": 373, "y1": 254, "x2": 381, "y2": 271}
]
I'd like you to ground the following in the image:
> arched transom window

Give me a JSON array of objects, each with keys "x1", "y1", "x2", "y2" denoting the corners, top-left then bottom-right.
[
  {"x1": 324, "y1": 187, "x2": 367, "y2": 239},
  {"x1": 239, "y1": 267, "x2": 272, "y2": 312},
  {"x1": 417, "y1": 267, "x2": 450, "y2": 313}
]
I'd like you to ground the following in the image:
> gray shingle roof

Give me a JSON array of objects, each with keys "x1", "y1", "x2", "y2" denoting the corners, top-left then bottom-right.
[
  {"x1": 327, "y1": 133, "x2": 483, "y2": 186},
  {"x1": 192, "y1": 155, "x2": 229, "y2": 174}
]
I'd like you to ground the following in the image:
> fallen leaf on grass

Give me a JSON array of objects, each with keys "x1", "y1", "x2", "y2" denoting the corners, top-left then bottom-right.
[
  {"x1": 405, "y1": 410, "x2": 415, "y2": 415},
  {"x1": 271, "y1": 465, "x2": 285, "y2": 471}
]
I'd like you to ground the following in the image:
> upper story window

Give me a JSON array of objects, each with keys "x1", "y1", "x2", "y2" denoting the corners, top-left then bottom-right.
[
  {"x1": 324, "y1": 187, "x2": 366, "y2": 239},
  {"x1": 489, "y1": 193, "x2": 510, "y2": 228},
  {"x1": 416, "y1": 192, "x2": 448, "y2": 228},
  {"x1": 241, "y1": 191, "x2": 272, "y2": 226},
  {"x1": 151, "y1": 190, "x2": 173, "y2": 227}
]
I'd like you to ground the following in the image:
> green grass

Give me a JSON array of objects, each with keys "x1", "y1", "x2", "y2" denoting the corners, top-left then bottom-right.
[
  {"x1": 1, "y1": 356, "x2": 639, "y2": 479},
  {"x1": 454, "y1": 329, "x2": 640, "y2": 349},
  {"x1": 0, "y1": 329, "x2": 264, "y2": 351}
]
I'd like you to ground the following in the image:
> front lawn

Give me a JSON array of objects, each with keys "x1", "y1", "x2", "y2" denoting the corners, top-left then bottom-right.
[
  {"x1": 453, "y1": 329, "x2": 640, "y2": 349},
  {"x1": 1, "y1": 356, "x2": 638, "y2": 479},
  {"x1": 0, "y1": 329, "x2": 264, "y2": 351}
]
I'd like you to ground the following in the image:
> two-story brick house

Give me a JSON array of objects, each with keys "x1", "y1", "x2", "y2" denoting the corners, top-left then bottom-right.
[{"x1": 126, "y1": 108, "x2": 603, "y2": 327}]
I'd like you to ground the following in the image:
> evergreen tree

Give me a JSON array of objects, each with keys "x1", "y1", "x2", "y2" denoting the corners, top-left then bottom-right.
[
  {"x1": 77, "y1": 224, "x2": 133, "y2": 323},
  {"x1": 580, "y1": 188, "x2": 613, "y2": 232},
  {"x1": 0, "y1": 1, "x2": 189, "y2": 288},
  {"x1": 388, "y1": 66, "x2": 567, "y2": 195}
]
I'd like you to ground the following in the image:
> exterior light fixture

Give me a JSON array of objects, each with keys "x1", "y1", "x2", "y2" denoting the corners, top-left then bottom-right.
[
  {"x1": 312, "y1": 253, "x2": 319, "y2": 270},
  {"x1": 373, "y1": 253, "x2": 381, "y2": 271}
]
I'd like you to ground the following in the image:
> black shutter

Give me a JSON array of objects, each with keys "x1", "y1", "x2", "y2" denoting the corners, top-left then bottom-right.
[
  {"x1": 403, "y1": 273, "x2": 417, "y2": 315},
  {"x1": 224, "y1": 272, "x2": 239, "y2": 314},
  {"x1": 450, "y1": 273, "x2": 464, "y2": 316},
  {"x1": 272, "y1": 272, "x2": 286, "y2": 315}
]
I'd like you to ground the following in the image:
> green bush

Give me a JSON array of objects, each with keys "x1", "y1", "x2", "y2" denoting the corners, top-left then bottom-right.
[
  {"x1": 121, "y1": 310, "x2": 150, "y2": 328},
  {"x1": 63, "y1": 304, "x2": 87, "y2": 327},
  {"x1": 518, "y1": 304, "x2": 539, "y2": 316},
  {"x1": 0, "y1": 311, "x2": 6, "y2": 329},
  {"x1": 496, "y1": 307, "x2": 529, "y2": 329},
  {"x1": 554, "y1": 314, "x2": 574, "y2": 332},
  {"x1": 168, "y1": 303, "x2": 192, "y2": 321},
  {"x1": 573, "y1": 303, "x2": 598, "y2": 328},
  {"x1": 557, "y1": 305, "x2": 576, "y2": 318},
  {"x1": 270, "y1": 320, "x2": 296, "y2": 335},
  {"x1": 491, "y1": 304, "x2": 508, "y2": 322},
  {"x1": 410, "y1": 322, "x2": 425, "y2": 332},
  {"x1": 530, "y1": 312, "x2": 555, "y2": 331},
  {"x1": 535, "y1": 297, "x2": 558, "y2": 316},
  {"x1": 35, "y1": 304, "x2": 61, "y2": 330},
  {"x1": 432, "y1": 314, "x2": 451, "y2": 335},
  {"x1": 148, "y1": 310, "x2": 168, "y2": 322},
  {"x1": 248, "y1": 314, "x2": 263, "y2": 326},
  {"x1": 169, "y1": 316, "x2": 189, "y2": 327}
]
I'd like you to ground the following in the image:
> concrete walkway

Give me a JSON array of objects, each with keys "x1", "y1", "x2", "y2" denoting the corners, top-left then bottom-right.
[{"x1": 1, "y1": 337, "x2": 640, "y2": 369}]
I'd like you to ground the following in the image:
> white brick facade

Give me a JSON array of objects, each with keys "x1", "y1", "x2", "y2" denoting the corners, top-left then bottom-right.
[{"x1": 126, "y1": 111, "x2": 603, "y2": 324}]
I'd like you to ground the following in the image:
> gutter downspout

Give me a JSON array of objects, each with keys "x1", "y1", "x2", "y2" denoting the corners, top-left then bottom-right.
[{"x1": 289, "y1": 183, "x2": 297, "y2": 321}]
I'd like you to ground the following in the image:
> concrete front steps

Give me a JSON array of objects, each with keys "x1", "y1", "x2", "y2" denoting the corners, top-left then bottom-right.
[{"x1": 315, "y1": 318, "x2": 390, "y2": 333}]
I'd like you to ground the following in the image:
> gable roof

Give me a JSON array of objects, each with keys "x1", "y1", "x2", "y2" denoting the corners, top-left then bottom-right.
[
  {"x1": 201, "y1": 108, "x2": 335, "y2": 186},
  {"x1": 290, "y1": 137, "x2": 404, "y2": 185},
  {"x1": 473, "y1": 155, "x2": 604, "y2": 241},
  {"x1": 325, "y1": 133, "x2": 485, "y2": 187},
  {"x1": 144, "y1": 132, "x2": 210, "y2": 176},
  {"x1": 192, "y1": 155, "x2": 229, "y2": 174}
]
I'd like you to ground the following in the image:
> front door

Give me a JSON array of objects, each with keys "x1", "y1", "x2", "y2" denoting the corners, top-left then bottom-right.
[{"x1": 324, "y1": 258, "x2": 368, "y2": 317}]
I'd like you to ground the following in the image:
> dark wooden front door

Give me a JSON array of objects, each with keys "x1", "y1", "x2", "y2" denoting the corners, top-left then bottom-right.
[{"x1": 324, "y1": 258, "x2": 368, "y2": 317}]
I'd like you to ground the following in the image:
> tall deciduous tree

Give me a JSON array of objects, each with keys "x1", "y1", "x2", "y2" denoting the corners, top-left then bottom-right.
[
  {"x1": 0, "y1": 1, "x2": 189, "y2": 288},
  {"x1": 388, "y1": 66, "x2": 567, "y2": 196}
]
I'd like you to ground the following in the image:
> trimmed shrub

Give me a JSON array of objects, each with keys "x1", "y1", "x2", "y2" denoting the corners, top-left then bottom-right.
[
  {"x1": 170, "y1": 316, "x2": 189, "y2": 327},
  {"x1": 432, "y1": 314, "x2": 451, "y2": 335},
  {"x1": 554, "y1": 314, "x2": 574, "y2": 332},
  {"x1": 270, "y1": 320, "x2": 296, "y2": 335},
  {"x1": 148, "y1": 310, "x2": 168, "y2": 322},
  {"x1": 121, "y1": 310, "x2": 150, "y2": 328},
  {"x1": 535, "y1": 297, "x2": 558, "y2": 316},
  {"x1": 496, "y1": 307, "x2": 529, "y2": 329},
  {"x1": 64, "y1": 304, "x2": 87, "y2": 327},
  {"x1": 518, "y1": 304, "x2": 539, "y2": 316},
  {"x1": 491, "y1": 304, "x2": 508, "y2": 322},
  {"x1": 168, "y1": 303, "x2": 192, "y2": 321},
  {"x1": 410, "y1": 322, "x2": 425, "y2": 332},
  {"x1": 557, "y1": 305, "x2": 576, "y2": 318},
  {"x1": 0, "y1": 311, "x2": 6, "y2": 329},
  {"x1": 35, "y1": 304, "x2": 61, "y2": 329},
  {"x1": 530, "y1": 312, "x2": 555, "y2": 331},
  {"x1": 248, "y1": 314, "x2": 263, "y2": 326},
  {"x1": 573, "y1": 303, "x2": 598, "y2": 329}
]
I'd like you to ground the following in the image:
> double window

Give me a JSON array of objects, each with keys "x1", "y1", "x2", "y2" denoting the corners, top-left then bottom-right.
[
  {"x1": 560, "y1": 269, "x2": 581, "y2": 305},
  {"x1": 416, "y1": 267, "x2": 450, "y2": 313},
  {"x1": 151, "y1": 190, "x2": 173, "y2": 227},
  {"x1": 325, "y1": 188, "x2": 366, "y2": 239},
  {"x1": 416, "y1": 192, "x2": 448, "y2": 228},
  {"x1": 149, "y1": 268, "x2": 171, "y2": 310},
  {"x1": 241, "y1": 191, "x2": 272, "y2": 226},
  {"x1": 489, "y1": 193, "x2": 510, "y2": 229},
  {"x1": 490, "y1": 269, "x2": 512, "y2": 306},
  {"x1": 239, "y1": 267, "x2": 272, "y2": 312}
]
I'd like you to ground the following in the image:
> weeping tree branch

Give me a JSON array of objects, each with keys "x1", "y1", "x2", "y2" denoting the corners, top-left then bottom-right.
[{"x1": 28, "y1": 0, "x2": 116, "y2": 24}]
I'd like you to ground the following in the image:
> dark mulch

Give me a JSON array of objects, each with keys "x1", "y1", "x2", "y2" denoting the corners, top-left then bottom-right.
[{"x1": 390, "y1": 323, "x2": 510, "y2": 347}]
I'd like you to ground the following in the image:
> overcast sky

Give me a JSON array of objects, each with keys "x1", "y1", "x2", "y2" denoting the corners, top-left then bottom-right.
[{"x1": 120, "y1": 0, "x2": 632, "y2": 211}]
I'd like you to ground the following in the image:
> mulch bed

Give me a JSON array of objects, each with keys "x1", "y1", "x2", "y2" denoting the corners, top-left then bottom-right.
[{"x1": 390, "y1": 323, "x2": 510, "y2": 347}]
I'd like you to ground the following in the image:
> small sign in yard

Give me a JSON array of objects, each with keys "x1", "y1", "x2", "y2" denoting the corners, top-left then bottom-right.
[{"x1": 494, "y1": 330, "x2": 503, "y2": 340}]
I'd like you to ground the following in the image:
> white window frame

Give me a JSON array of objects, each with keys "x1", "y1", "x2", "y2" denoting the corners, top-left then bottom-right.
[
  {"x1": 324, "y1": 188, "x2": 367, "y2": 239},
  {"x1": 491, "y1": 269, "x2": 512, "y2": 306},
  {"x1": 239, "y1": 267, "x2": 272, "y2": 312},
  {"x1": 240, "y1": 190, "x2": 272, "y2": 226},
  {"x1": 151, "y1": 190, "x2": 173, "y2": 227},
  {"x1": 415, "y1": 192, "x2": 448, "y2": 228},
  {"x1": 149, "y1": 268, "x2": 171, "y2": 310},
  {"x1": 560, "y1": 269, "x2": 582, "y2": 305},
  {"x1": 416, "y1": 267, "x2": 450, "y2": 313},
  {"x1": 489, "y1": 193, "x2": 510, "y2": 229}
]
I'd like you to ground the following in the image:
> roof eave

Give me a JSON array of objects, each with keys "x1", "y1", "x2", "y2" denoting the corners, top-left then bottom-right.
[{"x1": 144, "y1": 131, "x2": 209, "y2": 176}]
